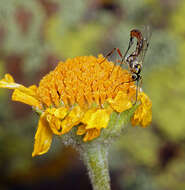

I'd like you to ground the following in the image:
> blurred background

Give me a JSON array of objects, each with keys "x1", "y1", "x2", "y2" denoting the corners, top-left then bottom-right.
[{"x1": 0, "y1": 0, "x2": 185, "y2": 189}]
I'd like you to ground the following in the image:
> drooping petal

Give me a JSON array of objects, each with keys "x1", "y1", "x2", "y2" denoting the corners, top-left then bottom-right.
[
  {"x1": 53, "y1": 107, "x2": 68, "y2": 119},
  {"x1": 61, "y1": 105, "x2": 85, "y2": 134},
  {"x1": 131, "y1": 92, "x2": 152, "y2": 127},
  {"x1": 81, "y1": 108, "x2": 97, "y2": 124},
  {"x1": 76, "y1": 124, "x2": 86, "y2": 135},
  {"x1": 83, "y1": 128, "x2": 101, "y2": 142},
  {"x1": 12, "y1": 89, "x2": 42, "y2": 109},
  {"x1": 77, "y1": 107, "x2": 112, "y2": 140},
  {"x1": 46, "y1": 114, "x2": 62, "y2": 135},
  {"x1": 140, "y1": 109, "x2": 152, "y2": 127},
  {"x1": 131, "y1": 115, "x2": 140, "y2": 126},
  {"x1": 32, "y1": 114, "x2": 53, "y2": 157},
  {"x1": 45, "y1": 107, "x2": 68, "y2": 135},
  {"x1": 85, "y1": 109, "x2": 110, "y2": 130},
  {"x1": 107, "y1": 91, "x2": 132, "y2": 112}
]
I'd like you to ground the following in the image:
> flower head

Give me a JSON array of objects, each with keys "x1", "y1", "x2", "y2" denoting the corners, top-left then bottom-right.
[{"x1": 0, "y1": 54, "x2": 152, "y2": 156}]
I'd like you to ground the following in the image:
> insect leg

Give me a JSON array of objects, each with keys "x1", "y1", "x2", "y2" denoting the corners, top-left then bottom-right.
[
  {"x1": 100, "y1": 48, "x2": 127, "y2": 76},
  {"x1": 99, "y1": 48, "x2": 124, "y2": 64},
  {"x1": 113, "y1": 77, "x2": 137, "y2": 93},
  {"x1": 133, "y1": 79, "x2": 139, "y2": 105}
]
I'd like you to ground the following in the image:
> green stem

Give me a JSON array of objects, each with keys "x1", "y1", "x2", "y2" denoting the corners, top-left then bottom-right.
[{"x1": 80, "y1": 143, "x2": 111, "y2": 190}]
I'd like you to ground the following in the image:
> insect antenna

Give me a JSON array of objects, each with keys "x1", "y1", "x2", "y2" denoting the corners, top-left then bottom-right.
[{"x1": 121, "y1": 36, "x2": 134, "y2": 63}]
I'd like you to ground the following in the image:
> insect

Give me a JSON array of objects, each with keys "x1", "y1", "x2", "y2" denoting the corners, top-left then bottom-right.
[{"x1": 100, "y1": 27, "x2": 151, "y2": 104}]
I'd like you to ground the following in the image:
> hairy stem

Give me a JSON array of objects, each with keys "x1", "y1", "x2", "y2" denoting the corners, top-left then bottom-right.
[{"x1": 80, "y1": 143, "x2": 111, "y2": 190}]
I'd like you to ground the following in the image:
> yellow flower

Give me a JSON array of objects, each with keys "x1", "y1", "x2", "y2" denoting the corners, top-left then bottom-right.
[
  {"x1": 0, "y1": 55, "x2": 152, "y2": 156},
  {"x1": 107, "y1": 91, "x2": 133, "y2": 112},
  {"x1": 76, "y1": 108, "x2": 112, "y2": 141},
  {"x1": 131, "y1": 92, "x2": 152, "y2": 127}
]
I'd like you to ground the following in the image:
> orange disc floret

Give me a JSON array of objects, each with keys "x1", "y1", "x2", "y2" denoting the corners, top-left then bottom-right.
[{"x1": 36, "y1": 55, "x2": 135, "y2": 108}]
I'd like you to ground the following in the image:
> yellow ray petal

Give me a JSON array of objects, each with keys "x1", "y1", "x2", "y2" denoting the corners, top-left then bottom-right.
[
  {"x1": 83, "y1": 128, "x2": 100, "y2": 142},
  {"x1": 140, "y1": 110, "x2": 152, "y2": 128},
  {"x1": 0, "y1": 74, "x2": 38, "y2": 97},
  {"x1": 12, "y1": 89, "x2": 42, "y2": 109},
  {"x1": 45, "y1": 108, "x2": 56, "y2": 115},
  {"x1": 0, "y1": 74, "x2": 21, "y2": 89},
  {"x1": 76, "y1": 124, "x2": 86, "y2": 135},
  {"x1": 28, "y1": 85, "x2": 38, "y2": 92},
  {"x1": 1, "y1": 74, "x2": 14, "y2": 82},
  {"x1": 32, "y1": 114, "x2": 53, "y2": 157},
  {"x1": 131, "y1": 92, "x2": 152, "y2": 127},
  {"x1": 81, "y1": 108, "x2": 97, "y2": 124},
  {"x1": 107, "y1": 91, "x2": 132, "y2": 112},
  {"x1": 131, "y1": 116, "x2": 139, "y2": 126},
  {"x1": 85, "y1": 109, "x2": 110, "y2": 130},
  {"x1": 44, "y1": 107, "x2": 68, "y2": 135},
  {"x1": 18, "y1": 85, "x2": 37, "y2": 97},
  {"x1": 46, "y1": 114, "x2": 62, "y2": 135},
  {"x1": 54, "y1": 107, "x2": 68, "y2": 119},
  {"x1": 61, "y1": 105, "x2": 85, "y2": 134}
]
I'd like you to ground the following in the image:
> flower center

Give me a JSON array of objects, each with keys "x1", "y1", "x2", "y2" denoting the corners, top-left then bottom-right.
[{"x1": 37, "y1": 55, "x2": 135, "y2": 108}]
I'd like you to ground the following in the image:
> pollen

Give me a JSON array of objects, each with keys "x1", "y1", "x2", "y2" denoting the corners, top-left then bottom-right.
[{"x1": 36, "y1": 55, "x2": 134, "y2": 108}]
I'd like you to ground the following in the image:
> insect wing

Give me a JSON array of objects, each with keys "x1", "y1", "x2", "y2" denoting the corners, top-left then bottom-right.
[{"x1": 137, "y1": 26, "x2": 152, "y2": 64}]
